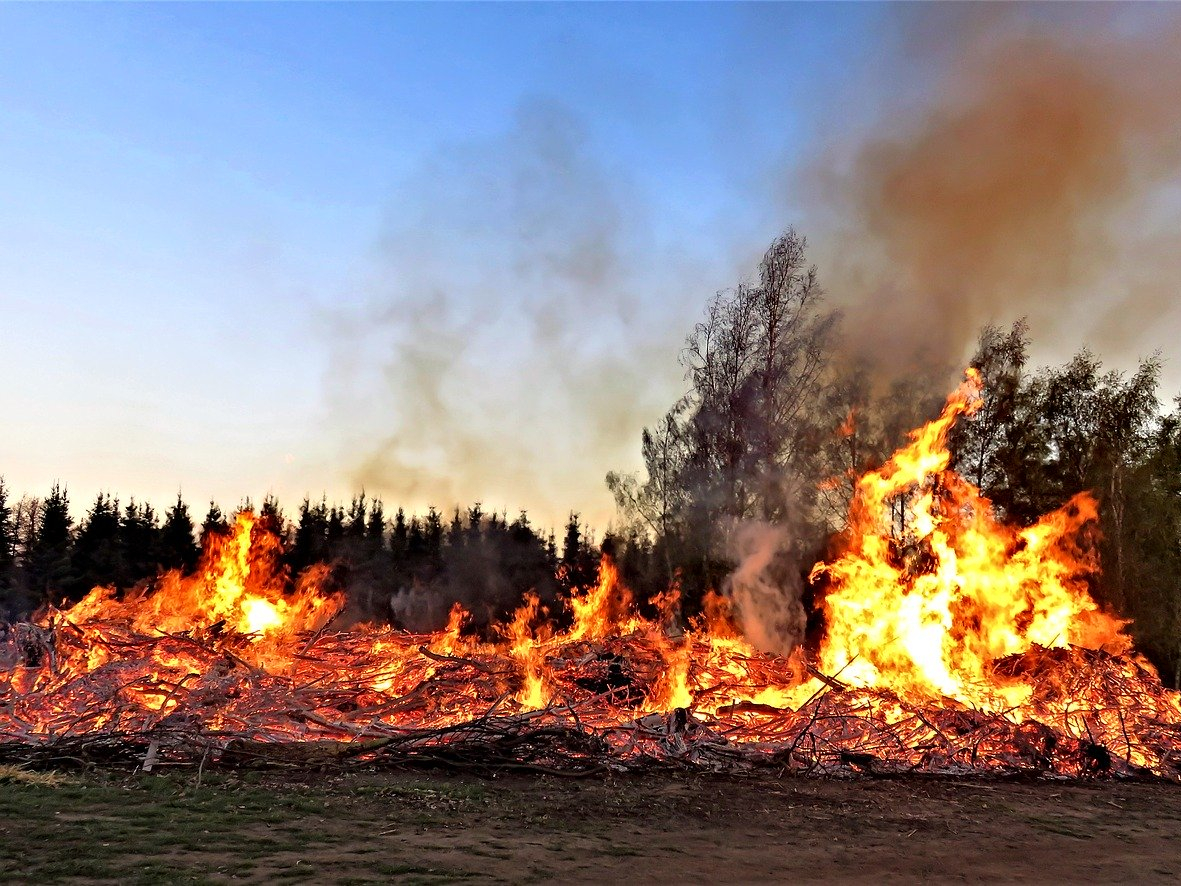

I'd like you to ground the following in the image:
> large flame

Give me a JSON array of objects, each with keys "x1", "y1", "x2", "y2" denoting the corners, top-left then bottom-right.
[
  {"x1": 813, "y1": 370, "x2": 1130, "y2": 708},
  {"x1": 58, "y1": 512, "x2": 344, "y2": 669}
]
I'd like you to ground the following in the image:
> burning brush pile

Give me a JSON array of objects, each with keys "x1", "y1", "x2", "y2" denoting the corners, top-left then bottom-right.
[{"x1": 3, "y1": 373, "x2": 1180, "y2": 779}]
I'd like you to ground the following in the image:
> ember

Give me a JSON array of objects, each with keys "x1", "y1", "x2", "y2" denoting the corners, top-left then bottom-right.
[{"x1": 3, "y1": 374, "x2": 1180, "y2": 780}]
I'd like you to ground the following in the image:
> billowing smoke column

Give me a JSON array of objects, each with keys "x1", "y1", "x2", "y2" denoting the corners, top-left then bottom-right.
[
  {"x1": 812, "y1": 7, "x2": 1181, "y2": 370},
  {"x1": 723, "y1": 522, "x2": 807, "y2": 658}
]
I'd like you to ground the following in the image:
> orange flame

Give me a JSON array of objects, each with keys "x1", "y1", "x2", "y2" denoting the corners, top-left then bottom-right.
[
  {"x1": 812, "y1": 369, "x2": 1130, "y2": 708},
  {"x1": 54, "y1": 512, "x2": 344, "y2": 667},
  {"x1": 500, "y1": 593, "x2": 553, "y2": 709},
  {"x1": 566, "y1": 556, "x2": 637, "y2": 642}
]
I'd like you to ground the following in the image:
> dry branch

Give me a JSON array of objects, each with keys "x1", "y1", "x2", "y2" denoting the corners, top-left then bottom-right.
[{"x1": 2, "y1": 622, "x2": 1179, "y2": 781}]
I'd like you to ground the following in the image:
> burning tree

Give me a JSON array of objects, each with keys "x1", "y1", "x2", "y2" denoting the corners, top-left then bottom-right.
[{"x1": 609, "y1": 230, "x2": 1181, "y2": 688}]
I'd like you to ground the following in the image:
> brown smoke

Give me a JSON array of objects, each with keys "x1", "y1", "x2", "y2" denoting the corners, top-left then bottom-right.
[{"x1": 817, "y1": 9, "x2": 1181, "y2": 370}]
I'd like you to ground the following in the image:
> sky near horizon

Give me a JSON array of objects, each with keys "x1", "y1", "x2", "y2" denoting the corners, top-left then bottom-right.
[{"x1": 2, "y1": 3, "x2": 1179, "y2": 532}]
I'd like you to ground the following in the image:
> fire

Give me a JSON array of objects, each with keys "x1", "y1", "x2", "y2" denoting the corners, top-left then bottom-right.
[
  {"x1": 566, "y1": 556, "x2": 638, "y2": 642},
  {"x1": 501, "y1": 593, "x2": 553, "y2": 709},
  {"x1": 1, "y1": 372, "x2": 1178, "y2": 779},
  {"x1": 813, "y1": 370, "x2": 1130, "y2": 708},
  {"x1": 54, "y1": 513, "x2": 344, "y2": 668}
]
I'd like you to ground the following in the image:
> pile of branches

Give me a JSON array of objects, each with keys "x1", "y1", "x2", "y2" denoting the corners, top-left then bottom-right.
[{"x1": 2, "y1": 620, "x2": 1180, "y2": 780}]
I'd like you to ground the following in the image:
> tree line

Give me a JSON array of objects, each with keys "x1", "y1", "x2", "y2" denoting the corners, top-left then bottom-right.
[{"x1": 0, "y1": 482, "x2": 599, "y2": 634}]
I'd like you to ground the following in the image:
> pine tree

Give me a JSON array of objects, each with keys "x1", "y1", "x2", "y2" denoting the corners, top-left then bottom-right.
[
  {"x1": 0, "y1": 478, "x2": 16, "y2": 605},
  {"x1": 467, "y1": 502, "x2": 484, "y2": 539},
  {"x1": 406, "y1": 515, "x2": 427, "y2": 578},
  {"x1": 448, "y1": 507, "x2": 464, "y2": 548},
  {"x1": 259, "y1": 494, "x2": 286, "y2": 542},
  {"x1": 424, "y1": 507, "x2": 444, "y2": 568},
  {"x1": 28, "y1": 483, "x2": 73, "y2": 604},
  {"x1": 120, "y1": 499, "x2": 159, "y2": 586},
  {"x1": 69, "y1": 492, "x2": 122, "y2": 598},
  {"x1": 509, "y1": 510, "x2": 533, "y2": 545},
  {"x1": 200, "y1": 502, "x2": 229, "y2": 548},
  {"x1": 159, "y1": 494, "x2": 199, "y2": 574},
  {"x1": 365, "y1": 499, "x2": 386, "y2": 553},
  {"x1": 562, "y1": 512, "x2": 582, "y2": 568},
  {"x1": 291, "y1": 496, "x2": 329, "y2": 573},
  {"x1": 545, "y1": 531, "x2": 558, "y2": 568},
  {"x1": 390, "y1": 507, "x2": 408, "y2": 561},
  {"x1": 345, "y1": 493, "x2": 367, "y2": 540},
  {"x1": 389, "y1": 507, "x2": 409, "y2": 586},
  {"x1": 561, "y1": 512, "x2": 598, "y2": 590},
  {"x1": 326, "y1": 505, "x2": 345, "y2": 552},
  {"x1": 251, "y1": 495, "x2": 289, "y2": 592}
]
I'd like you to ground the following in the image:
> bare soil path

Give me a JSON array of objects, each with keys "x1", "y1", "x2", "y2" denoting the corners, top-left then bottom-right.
[{"x1": 0, "y1": 767, "x2": 1178, "y2": 883}]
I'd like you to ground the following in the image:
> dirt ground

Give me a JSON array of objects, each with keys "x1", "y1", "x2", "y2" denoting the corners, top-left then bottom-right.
[{"x1": 1, "y1": 766, "x2": 1179, "y2": 884}]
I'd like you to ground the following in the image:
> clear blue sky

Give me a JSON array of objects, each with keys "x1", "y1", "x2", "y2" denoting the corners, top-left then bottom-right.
[{"x1": 3, "y1": 3, "x2": 1175, "y2": 530}]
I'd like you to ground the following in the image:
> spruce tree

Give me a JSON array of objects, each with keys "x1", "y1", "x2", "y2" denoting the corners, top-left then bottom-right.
[
  {"x1": 291, "y1": 496, "x2": 329, "y2": 573},
  {"x1": 389, "y1": 507, "x2": 409, "y2": 586},
  {"x1": 561, "y1": 512, "x2": 597, "y2": 590},
  {"x1": 69, "y1": 492, "x2": 122, "y2": 598},
  {"x1": 345, "y1": 493, "x2": 367, "y2": 540},
  {"x1": 365, "y1": 499, "x2": 386, "y2": 554},
  {"x1": 467, "y1": 502, "x2": 484, "y2": 539},
  {"x1": 200, "y1": 502, "x2": 229, "y2": 548},
  {"x1": 406, "y1": 515, "x2": 426, "y2": 579},
  {"x1": 0, "y1": 478, "x2": 15, "y2": 606},
  {"x1": 120, "y1": 499, "x2": 159, "y2": 587},
  {"x1": 448, "y1": 507, "x2": 464, "y2": 548},
  {"x1": 259, "y1": 494, "x2": 286, "y2": 542},
  {"x1": 326, "y1": 505, "x2": 345, "y2": 553},
  {"x1": 28, "y1": 483, "x2": 73, "y2": 604},
  {"x1": 424, "y1": 507, "x2": 444, "y2": 570},
  {"x1": 160, "y1": 494, "x2": 199, "y2": 573}
]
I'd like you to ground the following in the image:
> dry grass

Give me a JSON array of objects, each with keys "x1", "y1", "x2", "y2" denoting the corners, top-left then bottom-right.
[{"x1": 0, "y1": 763, "x2": 69, "y2": 787}]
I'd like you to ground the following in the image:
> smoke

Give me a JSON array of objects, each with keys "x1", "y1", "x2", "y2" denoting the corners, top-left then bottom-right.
[
  {"x1": 325, "y1": 8, "x2": 1181, "y2": 550},
  {"x1": 326, "y1": 100, "x2": 703, "y2": 529},
  {"x1": 387, "y1": 531, "x2": 560, "y2": 634},
  {"x1": 723, "y1": 522, "x2": 807, "y2": 657},
  {"x1": 807, "y1": 6, "x2": 1181, "y2": 372}
]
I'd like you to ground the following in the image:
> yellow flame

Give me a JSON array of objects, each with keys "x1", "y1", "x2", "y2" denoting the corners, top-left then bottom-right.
[{"x1": 813, "y1": 369, "x2": 1129, "y2": 708}]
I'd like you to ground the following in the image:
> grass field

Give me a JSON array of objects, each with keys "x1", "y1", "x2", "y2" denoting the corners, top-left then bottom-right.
[{"x1": 1, "y1": 765, "x2": 1180, "y2": 883}]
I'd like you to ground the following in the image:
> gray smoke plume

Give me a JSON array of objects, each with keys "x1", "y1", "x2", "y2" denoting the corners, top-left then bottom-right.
[
  {"x1": 326, "y1": 7, "x2": 1181, "y2": 547},
  {"x1": 723, "y1": 522, "x2": 807, "y2": 657},
  {"x1": 325, "y1": 100, "x2": 708, "y2": 528},
  {"x1": 806, "y1": 5, "x2": 1181, "y2": 374}
]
